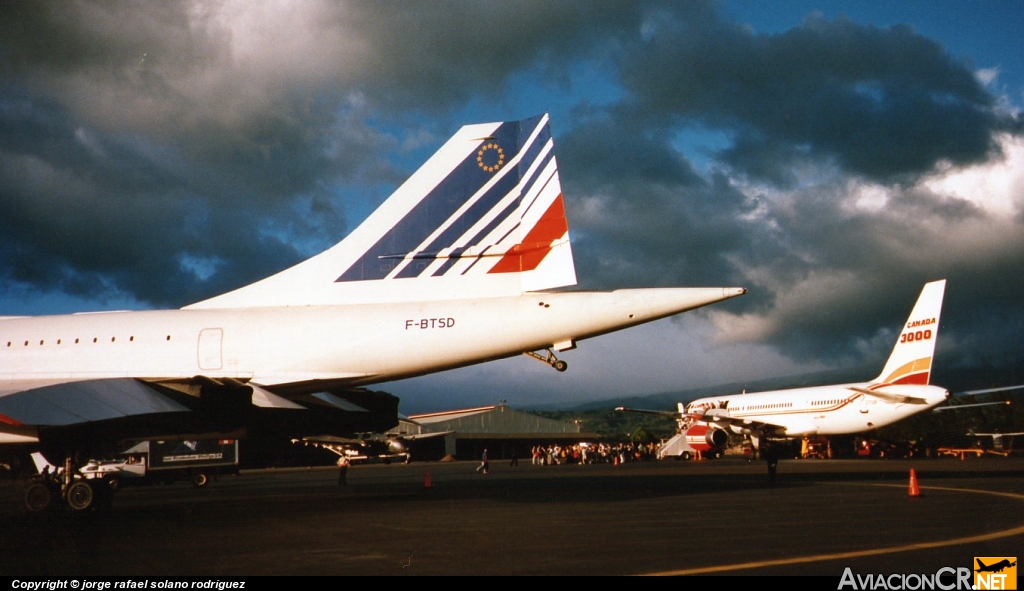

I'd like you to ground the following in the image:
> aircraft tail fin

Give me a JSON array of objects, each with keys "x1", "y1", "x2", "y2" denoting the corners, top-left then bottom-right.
[
  {"x1": 874, "y1": 280, "x2": 946, "y2": 386},
  {"x1": 187, "y1": 114, "x2": 576, "y2": 308},
  {"x1": 30, "y1": 452, "x2": 58, "y2": 475}
]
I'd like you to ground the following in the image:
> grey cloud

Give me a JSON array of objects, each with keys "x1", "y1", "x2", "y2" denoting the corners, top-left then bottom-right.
[
  {"x1": 545, "y1": 4, "x2": 1024, "y2": 376},
  {"x1": 335, "y1": 2, "x2": 645, "y2": 112},
  {"x1": 711, "y1": 180, "x2": 1024, "y2": 369},
  {"x1": 0, "y1": 1, "x2": 649, "y2": 307},
  {"x1": 619, "y1": 10, "x2": 1017, "y2": 182},
  {"x1": 558, "y1": 113, "x2": 773, "y2": 296},
  {"x1": 554, "y1": 100, "x2": 1024, "y2": 374}
]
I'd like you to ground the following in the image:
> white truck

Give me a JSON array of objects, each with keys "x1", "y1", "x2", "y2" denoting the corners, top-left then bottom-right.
[
  {"x1": 111, "y1": 439, "x2": 240, "y2": 488},
  {"x1": 33, "y1": 439, "x2": 239, "y2": 490}
]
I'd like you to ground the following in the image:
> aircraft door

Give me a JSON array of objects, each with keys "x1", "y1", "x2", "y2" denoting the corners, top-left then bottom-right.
[
  {"x1": 858, "y1": 392, "x2": 873, "y2": 415},
  {"x1": 197, "y1": 328, "x2": 224, "y2": 370}
]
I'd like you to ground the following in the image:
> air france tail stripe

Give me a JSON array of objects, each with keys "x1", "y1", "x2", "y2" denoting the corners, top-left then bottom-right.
[
  {"x1": 337, "y1": 115, "x2": 549, "y2": 283},
  {"x1": 335, "y1": 118, "x2": 528, "y2": 282},
  {"x1": 489, "y1": 194, "x2": 568, "y2": 274},
  {"x1": 391, "y1": 163, "x2": 522, "y2": 279},
  {"x1": 394, "y1": 129, "x2": 555, "y2": 279},
  {"x1": 454, "y1": 161, "x2": 561, "y2": 277},
  {"x1": 406, "y1": 115, "x2": 552, "y2": 274},
  {"x1": 474, "y1": 149, "x2": 557, "y2": 250},
  {"x1": 428, "y1": 152, "x2": 559, "y2": 278}
]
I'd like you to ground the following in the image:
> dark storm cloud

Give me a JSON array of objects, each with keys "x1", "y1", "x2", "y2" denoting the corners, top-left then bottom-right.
[
  {"x1": 541, "y1": 5, "x2": 1024, "y2": 379},
  {"x1": 619, "y1": 10, "x2": 1016, "y2": 183},
  {"x1": 0, "y1": 1, "x2": 649, "y2": 308},
  {"x1": 0, "y1": 103, "x2": 305, "y2": 307},
  {"x1": 0, "y1": 80, "x2": 312, "y2": 307},
  {"x1": 336, "y1": 2, "x2": 645, "y2": 113},
  {"x1": 557, "y1": 112, "x2": 784, "y2": 303}
]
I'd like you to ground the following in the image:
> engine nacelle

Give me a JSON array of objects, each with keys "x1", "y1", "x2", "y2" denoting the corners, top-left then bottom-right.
[
  {"x1": 684, "y1": 424, "x2": 729, "y2": 451},
  {"x1": 386, "y1": 438, "x2": 407, "y2": 454}
]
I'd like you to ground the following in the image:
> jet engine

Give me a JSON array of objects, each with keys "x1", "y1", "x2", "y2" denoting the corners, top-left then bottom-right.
[{"x1": 684, "y1": 424, "x2": 729, "y2": 451}]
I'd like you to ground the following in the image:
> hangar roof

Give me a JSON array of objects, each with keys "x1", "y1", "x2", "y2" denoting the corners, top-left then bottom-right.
[{"x1": 404, "y1": 404, "x2": 584, "y2": 436}]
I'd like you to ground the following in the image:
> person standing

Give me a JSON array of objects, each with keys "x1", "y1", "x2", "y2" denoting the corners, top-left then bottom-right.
[
  {"x1": 476, "y1": 448, "x2": 489, "y2": 474},
  {"x1": 337, "y1": 454, "x2": 350, "y2": 486},
  {"x1": 762, "y1": 444, "x2": 778, "y2": 485}
]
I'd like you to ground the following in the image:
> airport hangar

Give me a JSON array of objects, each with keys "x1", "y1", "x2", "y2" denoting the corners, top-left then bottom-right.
[{"x1": 390, "y1": 404, "x2": 597, "y2": 461}]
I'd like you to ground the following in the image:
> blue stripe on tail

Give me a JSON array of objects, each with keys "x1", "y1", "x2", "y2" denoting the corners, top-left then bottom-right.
[{"x1": 335, "y1": 115, "x2": 548, "y2": 283}]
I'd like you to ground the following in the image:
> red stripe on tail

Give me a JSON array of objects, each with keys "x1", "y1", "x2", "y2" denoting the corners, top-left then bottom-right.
[
  {"x1": 889, "y1": 372, "x2": 930, "y2": 386},
  {"x1": 488, "y1": 195, "x2": 568, "y2": 274}
]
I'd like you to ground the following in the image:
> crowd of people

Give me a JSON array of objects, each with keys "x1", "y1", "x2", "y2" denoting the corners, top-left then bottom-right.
[{"x1": 527, "y1": 442, "x2": 661, "y2": 466}]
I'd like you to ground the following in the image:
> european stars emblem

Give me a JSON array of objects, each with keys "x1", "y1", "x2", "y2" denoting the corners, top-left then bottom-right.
[{"x1": 476, "y1": 142, "x2": 505, "y2": 173}]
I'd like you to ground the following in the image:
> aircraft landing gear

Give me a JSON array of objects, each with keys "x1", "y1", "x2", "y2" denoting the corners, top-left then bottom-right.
[{"x1": 523, "y1": 349, "x2": 569, "y2": 372}]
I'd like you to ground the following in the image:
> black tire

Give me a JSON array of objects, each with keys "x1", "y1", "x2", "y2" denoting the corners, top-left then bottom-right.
[
  {"x1": 554, "y1": 360, "x2": 568, "y2": 372},
  {"x1": 24, "y1": 482, "x2": 54, "y2": 513},
  {"x1": 107, "y1": 477, "x2": 120, "y2": 491},
  {"x1": 681, "y1": 452, "x2": 692, "y2": 461},
  {"x1": 66, "y1": 481, "x2": 94, "y2": 511},
  {"x1": 191, "y1": 472, "x2": 209, "y2": 488}
]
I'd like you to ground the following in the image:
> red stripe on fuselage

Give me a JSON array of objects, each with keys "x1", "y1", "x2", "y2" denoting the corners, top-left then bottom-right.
[{"x1": 488, "y1": 194, "x2": 568, "y2": 274}]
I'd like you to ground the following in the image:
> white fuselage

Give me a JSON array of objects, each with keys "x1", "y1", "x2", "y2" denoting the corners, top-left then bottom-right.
[
  {"x1": 686, "y1": 382, "x2": 950, "y2": 437},
  {"x1": 1, "y1": 288, "x2": 742, "y2": 396}
]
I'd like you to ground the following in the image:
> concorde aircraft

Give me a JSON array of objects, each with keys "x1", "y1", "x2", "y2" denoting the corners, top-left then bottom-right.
[{"x1": 0, "y1": 114, "x2": 744, "y2": 510}]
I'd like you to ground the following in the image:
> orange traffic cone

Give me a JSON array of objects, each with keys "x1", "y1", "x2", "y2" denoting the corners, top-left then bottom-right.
[
  {"x1": 908, "y1": 468, "x2": 921, "y2": 498},
  {"x1": 424, "y1": 472, "x2": 433, "y2": 488}
]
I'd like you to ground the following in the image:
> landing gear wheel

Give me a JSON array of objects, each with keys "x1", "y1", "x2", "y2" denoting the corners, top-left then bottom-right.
[
  {"x1": 523, "y1": 349, "x2": 570, "y2": 373},
  {"x1": 24, "y1": 482, "x2": 54, "y2": 513},
  {"x1": 191, "y1": 472, "x2": 209, "y2": 488},
  {"x1": 66, "y1": 481, "x2": 95, "y2": 511}
]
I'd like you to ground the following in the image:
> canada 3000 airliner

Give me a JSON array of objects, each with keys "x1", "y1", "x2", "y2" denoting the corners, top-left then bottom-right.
[
  {"x1": 0, "y1": 114, "x2": 744, "y2": 510},
  {"x1": 621, "y1": 280, "x2": 951, "y2": 456}
]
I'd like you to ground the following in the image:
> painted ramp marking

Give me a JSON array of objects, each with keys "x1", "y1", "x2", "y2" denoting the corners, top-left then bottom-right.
[{"x1": 642, "y1": 484, "x2": 1024, "y2": 576}]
